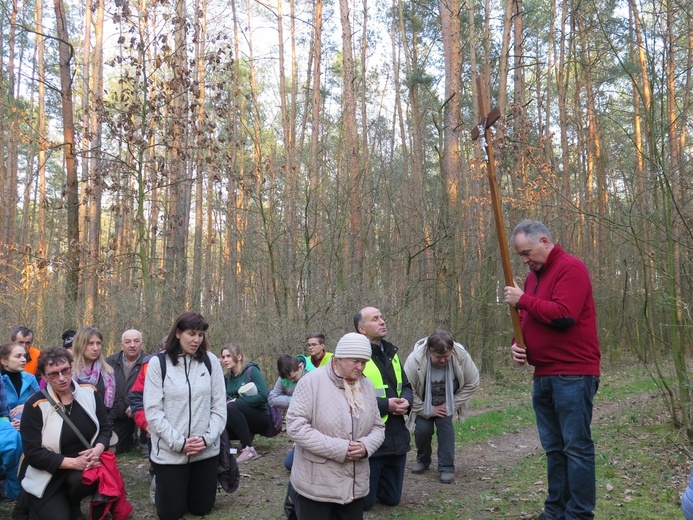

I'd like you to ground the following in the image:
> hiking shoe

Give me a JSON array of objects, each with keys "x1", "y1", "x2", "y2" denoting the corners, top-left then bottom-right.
[
  {"x1": 412, "y1": 462, "x2": 429, "y2": 474},
  {"x1": 440, "y1": 472, "x2": 454, "y2": 484},
  {"x1": 535, "y1": 514, "x2": 546, "y2": 520},
  {"x1": 237, "y1": 446, "x2": 261, "y2": 463}
]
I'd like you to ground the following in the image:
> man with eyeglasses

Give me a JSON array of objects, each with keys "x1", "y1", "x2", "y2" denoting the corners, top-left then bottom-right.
[
  {"x1": 10, "y1": 326, "x2": 41, "y2": 376},
  {"x1": 354, "y1": 306, "x2": 412, "y2": 511},
  {"x1": 306, "y1": 333, "x2": 332, "y2": 368}
]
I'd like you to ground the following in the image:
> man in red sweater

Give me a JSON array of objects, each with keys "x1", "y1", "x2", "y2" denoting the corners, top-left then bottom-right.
[{"x1": 505, "y1": 220, "x2": 600, "y2": 520}]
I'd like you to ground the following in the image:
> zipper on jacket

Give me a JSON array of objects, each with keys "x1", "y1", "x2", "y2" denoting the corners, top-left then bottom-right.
[
  {"x1": 351, "y1": 409, "x2": 357, "y2": 501},
  {"x1": 184, "y1": 355, "x2": 192, "y2": 461}
]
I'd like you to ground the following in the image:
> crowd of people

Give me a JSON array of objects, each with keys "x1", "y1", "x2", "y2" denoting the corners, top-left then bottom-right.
[{"x1": 0, "y1": 220, "x2": 611, "y2": 520}]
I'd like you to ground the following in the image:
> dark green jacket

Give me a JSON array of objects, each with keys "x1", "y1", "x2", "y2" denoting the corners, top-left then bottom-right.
[{"x1": 225, "y1": 362, "x2": 270, "y2": 415}]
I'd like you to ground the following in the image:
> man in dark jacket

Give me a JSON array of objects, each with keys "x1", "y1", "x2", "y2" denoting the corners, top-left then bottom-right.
[
  {"x1": 106, "y1": 329, "x2": 148, "y2": 454},
  {"x1": 354, "y1": 306, "x2": 413, "y2": 511}
]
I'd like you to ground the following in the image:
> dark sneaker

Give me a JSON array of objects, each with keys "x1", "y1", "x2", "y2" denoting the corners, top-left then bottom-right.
[
  {"x1": 412, "y1": 462, "x2": 429, "y2": 474},
  {"x1": 439, "y1": 472, "x2": 454, "y2": 484}
]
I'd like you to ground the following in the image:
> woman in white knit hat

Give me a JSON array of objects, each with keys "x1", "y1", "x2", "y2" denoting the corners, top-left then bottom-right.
[{"x1": 286, "y1": 332, "x2": 385, "y2": 519}]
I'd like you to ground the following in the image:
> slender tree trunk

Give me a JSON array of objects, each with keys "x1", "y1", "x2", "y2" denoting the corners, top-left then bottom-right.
[
  {"x1": 36, "y1": 0, "x2": 47, "y2": 259},
  {"x1": 498, "y1": 0, "x2": 514, "y2": 114},
  {"x1": 54, "y1": 0, "x2": 80, "y2": 314},
  {"x1": 35, "y1": 0, "x2": 48, "y2": 332},
  {"x1": 664, "y1": 0, "x2": 690, "y2": 436},
  {"x1": 306, "y1": 0, "x2": 323, "y2": 317},
  {"x1": 513, "y1": 0, "x2": 525, "y2": 189},
  {"x1": 164, "y1": 0, "x2": 191, "y2": 314},
  {"x1": 79, "y1": 0, "x2": 92, "y2": 279},
  {"x1": 577, "y1": 13, "x2": 604, "y2": 255},
  {"x1": 191, "y1": 0, "x2": 207, "y2": 310},
  {"x1": 338, "y1": 0, "x2": 364, "y2": 274},
  {"x1": 436, "y1": 0, "x2": 462, "y2": 327},
  {"x1": 556, "y1": 0, "x2": 571, "y2": 204},
  {"x1": 1, "y1": 0, "x2": 19, "y2": 269},
  {"x1": 84, "y1": 0, "x2": 104, "y2": 323}
]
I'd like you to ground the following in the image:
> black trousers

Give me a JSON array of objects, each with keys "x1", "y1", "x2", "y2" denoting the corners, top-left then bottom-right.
[
  {"x1": 152, "y1": 455, "x2": 218, "y2": 520},
  {"x1": 226, "y1": 400, "x2": 269, "y2": 447},
  {"x1": 26, "y1": 469, "x2": 98, "y2": 520},
  {"x1": 294, "y1": 488, "x2": 364, "y2": 520}
]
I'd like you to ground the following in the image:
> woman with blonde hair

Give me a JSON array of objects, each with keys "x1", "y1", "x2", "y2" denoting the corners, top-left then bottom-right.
[
  {"x1": 71, "y1": 326, "x2": 115, "y2": 411},
  {"x1": 220, "y1": 343, "x2": 270, "y2": 463}
]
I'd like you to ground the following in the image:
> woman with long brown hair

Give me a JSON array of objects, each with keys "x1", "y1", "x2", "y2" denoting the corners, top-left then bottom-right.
[{"x1": 144, "y1": 311, "x2": 227, "y2": 520}]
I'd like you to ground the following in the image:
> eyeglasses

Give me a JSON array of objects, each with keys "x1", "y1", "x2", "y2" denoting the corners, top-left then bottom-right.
[{"x1": 44, "y1": 366, "x2": 72, "y2": 381}]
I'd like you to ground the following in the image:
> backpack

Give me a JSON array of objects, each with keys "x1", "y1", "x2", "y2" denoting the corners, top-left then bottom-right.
[
  {"x1": 216, "y1": 428, "x2": 240, "y2": 494},
  {"x1": 245, "y1": 366, "x2": 283, "y2": 437},
  {"x1": 157, "y1": 352, "x2": 240, "y2": 494}
]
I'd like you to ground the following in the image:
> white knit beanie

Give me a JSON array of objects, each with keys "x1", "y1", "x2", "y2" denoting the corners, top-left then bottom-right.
[{"x1": 334, "y1": 333, "x2": 372, "y2": 360}]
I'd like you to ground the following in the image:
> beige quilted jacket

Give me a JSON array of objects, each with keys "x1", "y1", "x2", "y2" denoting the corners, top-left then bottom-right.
[{"x1": 286, "y1": 362, "x2": 385, "y2": 504}]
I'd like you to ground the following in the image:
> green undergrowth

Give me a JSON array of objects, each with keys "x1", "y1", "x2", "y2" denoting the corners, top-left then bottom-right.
[{"x1": 456, "y1": 405, "x2": 536, "y2": 442}]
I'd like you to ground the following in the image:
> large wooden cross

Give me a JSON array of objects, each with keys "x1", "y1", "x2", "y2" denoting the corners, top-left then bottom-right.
[{"x1": 471, "y1": 75, "x2": 525, "y2": 351}]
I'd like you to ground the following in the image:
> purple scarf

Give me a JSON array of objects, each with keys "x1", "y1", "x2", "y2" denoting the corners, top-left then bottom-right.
[{"x1": 77, "y1": 360, "x2": 116, "y2": 409}]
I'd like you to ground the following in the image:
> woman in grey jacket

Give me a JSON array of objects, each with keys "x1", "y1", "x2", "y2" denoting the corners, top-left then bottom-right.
[
  {"x1": 287, "y1": 332, "x2": 385, "y2": 519},
  {"x1": 144, "y1": 312, "x2": 227, "y2": 520}
]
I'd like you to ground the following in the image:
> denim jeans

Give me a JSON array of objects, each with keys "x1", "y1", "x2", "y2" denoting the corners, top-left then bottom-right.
[
  {"x1": 284, "y1": 447, "x2": 295, "y2": 471},
  {"x1": 415, "y1": 414, "x2": 455, "y2": 473},
  {"x1": 533, "y1": 375, "x2": 599, "y2": 520}
]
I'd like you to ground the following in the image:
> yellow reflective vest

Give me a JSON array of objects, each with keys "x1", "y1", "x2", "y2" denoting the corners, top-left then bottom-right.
[
  {"x1": 363, "y1": 353, "x2": 403, "y2": 423},
  {"x1": 318, "y1": 352, "x2": 333, "y2": 368}
]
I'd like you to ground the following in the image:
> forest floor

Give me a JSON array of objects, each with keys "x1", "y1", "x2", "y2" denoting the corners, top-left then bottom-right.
[{"x1": 2, "y1": 363, "x2": 689, "y2": 519}]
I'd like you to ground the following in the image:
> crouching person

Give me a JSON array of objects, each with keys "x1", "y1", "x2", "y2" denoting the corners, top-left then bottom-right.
[
  {"x1": 404, "y1": 330, "x2": 480, "y2": 484},
  {"x1": 269, "y1": 354, "x2": 315, "y2": 470},
  {"x1": 18, "y1": 347, "x2": 112, "y2": 519},
  {"x1": 286, "y1": 333, "x2": 385, "y2": 519}
]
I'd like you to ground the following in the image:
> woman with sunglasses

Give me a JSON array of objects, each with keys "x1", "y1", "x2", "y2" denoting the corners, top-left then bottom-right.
[{"x1": 17, "y1": 346, "x2": 112, "y2": 519}]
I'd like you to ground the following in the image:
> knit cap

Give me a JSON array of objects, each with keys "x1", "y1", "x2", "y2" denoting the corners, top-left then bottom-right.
[{"x1": 334, "y1": 333, "x2": 372, "y2": 360}]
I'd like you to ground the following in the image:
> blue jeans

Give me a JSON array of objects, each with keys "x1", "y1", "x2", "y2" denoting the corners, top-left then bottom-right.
[
  {"x1": 415, "y1": 414, "x2": 455, "y2": 473},
  {"x1": 363, "y1": 454, "x2": 406, "y2": 510},
  {"x1": 284, "y1": 447, "x2": 295, "y2": 471},
  {"x1": 533, "y1": 375, "x2": 599, "y2": 520}
]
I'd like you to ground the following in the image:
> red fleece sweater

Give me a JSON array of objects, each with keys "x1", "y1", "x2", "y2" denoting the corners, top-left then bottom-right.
[{"x1": 517, "y1": 244, "x2": 601, "y2": 376}]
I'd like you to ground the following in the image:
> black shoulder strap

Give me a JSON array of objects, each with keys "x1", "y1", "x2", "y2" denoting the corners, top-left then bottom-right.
[
  {"x1": 158, "y1": 351, "x2": 211, "y2": 389},
  {"x1": 157, "y1": 352, "x2": 167, "y2": 388},
  {"x1": 245, "y1": 366, "x2": 253, "y2": 382}
]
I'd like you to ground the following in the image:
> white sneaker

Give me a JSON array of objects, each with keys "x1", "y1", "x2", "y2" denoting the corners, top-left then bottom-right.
[
  {"x1": 237, "y1": 446, "x2": 260, "y2": 463},
  {"x1": 149, "y1": 476, "x2": 156, "y2": 503}
]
